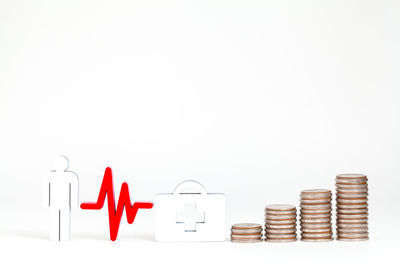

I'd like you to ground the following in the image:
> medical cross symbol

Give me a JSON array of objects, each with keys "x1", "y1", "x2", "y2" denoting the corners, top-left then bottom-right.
[{"x1": 176, "y1": 203, "x2": 205, "y2": 232}]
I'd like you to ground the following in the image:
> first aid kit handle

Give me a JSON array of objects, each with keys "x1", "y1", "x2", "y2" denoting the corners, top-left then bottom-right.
[{"x1": 173, "y1": 180, "x2": 207, "y2": 196}]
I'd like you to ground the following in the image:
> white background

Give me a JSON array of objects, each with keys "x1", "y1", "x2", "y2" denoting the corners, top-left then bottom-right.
[{"x1": 0, "y1": 0, "x2": 399, "y2": 266}]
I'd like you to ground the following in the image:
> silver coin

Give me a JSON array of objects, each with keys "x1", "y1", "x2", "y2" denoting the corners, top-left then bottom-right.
[
  {"x1": 266, "y1": 210, "x2": 297, "y2": 216},
  {"x1": 301, "y1": 218, "x2": 331, "y2": 223},
  {"x1": 336, "y1": 203, "x2": 368, "y2": 209},
  {"x1": 231, "y1": 223, "x2": 262, "y2": 230},
  {"x1": 336, "y1": 184, "x2": 368, "y2": 189},
  {"x1": 337, "y1": 237, "x2": 368, "y2": 241},
  {"x1": 266, "y1": 224, "x2": 297, "y2": 229},
  {"x1": 300, "y1": 214, "x2": 332, "y2": 219},
  {"x1": 231, "y1": 229, "x2": 263, "y2": 234},
  {"x1": 301, "y1": 189, "x2": 331, "y2": 195},
  {"x1": 231, "y1": 238, "x2": 263, "y2": 243},
  {"x1": 301, "y1": 233, "x2": 332, "y2": 238},
  {"x1": 337, "y1": 214, "x2": 368, "y2": 219},
  {"x1": 301, "y1": 209, "x2": 332, "y2": 214},
  {"x1": 266, "y1": 233, "x2": 297, "y2": 239},
  {"x1": 266, "y1": 214, "x2": 297, "y2": 220},
  {"x1": 337, "y1": 223, "x2": 368, "y2": 228},
  {"x1": 266, "y1": 238, "x2": 297, "y2": 242},
  {"x1": 337, "y1": 208, "x2": 368, "y2": 214},
  {"x1": 336, "y1": 193, "x2": 368, "y2": 199},
  {"x1": 300, "y1": 193, "x2": 332, "y2": 200},
  {"x1": 335, "y1": 177, "x2": 368, "y2": 183},
  {"x1": 265, "y1": 228, "x2": 297, "y2": 234},
  {"x1": 301, "y1": 223, "x2": 332, "y2": 229},
  {"x1": 337, "y1": 199, "x2": 368, "y2": 204},
  {"x1": 302, "y1": 228, "x2": 332, "y2": 233},
  {"x1": 337, "y1": 232, "x2": 369, "y2": 238},
  {"x1": 231, "y1": 234, "x2": 262, "y2": 239},
  {"x1": 265, "y1": 219, "x2": 297, "y2": 225},
  {"x1": 336, "y1": 174, "x2": 367, "y2": 179},
  {"x1": 301, "y1": 237, "x2": 333, "y2": 242},
  {"x1": 265, "y1": 204, "x2": 296, "y2": 211},
  {"x1": 337, "y1": 188, "x2": 368, "y2": 194},
  {"x1": 337, "y1": 228, "x2": 368, "y2": 234},
  {"x1": 300, "y1": 204, "x2": 331, "y2": 210},
  {"x1": 300, "y1": 199, "x2": 332, "y2": 205},
  {"x1": 337, "y1": 219, "x2": 368, "y2": 224}
]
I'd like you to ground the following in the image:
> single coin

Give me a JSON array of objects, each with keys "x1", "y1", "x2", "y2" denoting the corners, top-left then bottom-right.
[
  {"x1": 300, "y1": 193, "x2": 332, "y2": 200},
  {"x1": 337, "y1": 237, "x2": 368, "y2": 241},
  {"x1": 337, "y1": 223, "x2": 368, "y2": 228},
  {"x1": 231, "y1": 234, "x2": 262, "y2": 239},
  {"x1": 300, "y1": 204, "x2": 331, "y2": 210},
  {"x1": 231, "y1": 238, "x2": 263, "y2": 243},
  {"x1": 266, "y1": 224, "x2": 297, "y2": 229},
  {"x1": 337, "y1": 188, "x2": 368, "y2": 194},
  {"x1": 301, "y1": 237, "x2": 333, "y2": 242},
  {"x1": 336, "y1": 193, "x2": 368, "y2": 199},
  {"x1": 266, "y1": 214, "x2": 297, "y2": 220},
  {"x1": 266, "y1": 210, "x2": 297, "y2": 216},
  {"x1": 266, "y1": 233, "x2": 296, "y2": 239},
  {"x1": 336, "y1": 184, "x2": 368, "y2": 190},
  {"x1": 232, "y1": 223, "x2": 262, "y2": 230},
  {"x1": 265, "y1": 228, "x2": 296, "y2": 234},
  {"x1": 337, "y1": 220, "x2": 368, "y2": 225},
  {"x1": 301, "y1": 233, "x2": 332, "y2": 238},
  {"x1": 337, "y1": 199, "x2": 368, "y2": 204},
  {"x1": 336, "y1": 203, "x2": 368, "y2": 209},
  {"x1": 231, "y1": 230, "x2": 263, "y2": 235},
  {"x1": 337, "y1": 208, "x2": 368, "y2": 214},
  {"x1": 266, "y1": 238, "x2": 297, "y2": 242},
  {"x1": 337, "y1": 232, "x2": 369, "y2": 238},
  {"x1": 301, "y1": 209, "x2": 331, "y2": 214},
  {"x1": 337, "y1": 228, "x2": 368, "y2": 234},
  {"x1": 302, "y1": 228, "x2": 332, "y2": 233},
  {"x1": 265, "y1": 219, "x2": 297, "y2": 225},
  {"x1": 335, "y1": 177, "x2": 368, "y2": 184},
  {"x1": 301, "y1": 189, "x2": 331, "y2": 195},
  {"x1": 265, "y1": 204, "x2": 296, "y2": 211},
  {"x1": 337, "y1": 214, "x2": 368, "y2": 219},
  {"x1": 300, "y1": 213, "x2": 332, "y2": 219},
  {"x1": 336, "y1": 174, "x2": 367, "y2": 179},
  {"x1": 300, "y1": 199, "x2": 332, "y2": 205},
  {"x1": 301, "y1": 218, "x2": 331, "y2": 223},
  {"x1": 301, "y1": 223, "x2": 332, "y2": 229}
]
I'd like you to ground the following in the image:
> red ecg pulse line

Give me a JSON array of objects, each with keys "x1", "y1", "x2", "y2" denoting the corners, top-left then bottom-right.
[{"x1": 80, "y1": 167, "x2": 153, "y2": 241}]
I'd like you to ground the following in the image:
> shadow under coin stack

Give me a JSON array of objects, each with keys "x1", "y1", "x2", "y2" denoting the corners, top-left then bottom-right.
[
  {"x1": 231, "y1": 223, "x2": 263, "y2": 243},
  {"x1": 264, "y1": 205, "x2": 297, "y2": 242},
  {"x1": 300, "y1": 189, "x2": 333, "y2": 242},
  {"x1": 336, "y1": 174, "x2": 369, "y2": 241}
]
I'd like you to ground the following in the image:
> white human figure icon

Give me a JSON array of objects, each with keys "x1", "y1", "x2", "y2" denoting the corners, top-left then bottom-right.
[{"x1": 42, "y1": 155, "x2": 79, "y2": 241}]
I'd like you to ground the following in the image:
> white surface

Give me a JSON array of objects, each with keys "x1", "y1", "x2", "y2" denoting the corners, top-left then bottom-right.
[
  {"x1": 155, "y1": 180, "x2": 225, "y2": 241},
  {"x1": 0, "y1": 0, "x2": 400, "y2": 266}
]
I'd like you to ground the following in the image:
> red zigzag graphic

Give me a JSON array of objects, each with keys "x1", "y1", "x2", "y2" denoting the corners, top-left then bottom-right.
[{"x1": 80, "y1": 167, "x2": 153, "y2": 241}]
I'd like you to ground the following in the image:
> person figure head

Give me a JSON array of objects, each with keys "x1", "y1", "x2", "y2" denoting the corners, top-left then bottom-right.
[{"x1": 52, "y1": 155, "x2": 69, "y2": 172}]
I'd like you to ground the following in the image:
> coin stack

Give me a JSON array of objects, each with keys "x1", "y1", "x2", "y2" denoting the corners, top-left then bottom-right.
[
  {"x1": 231, "y1": 223, "x2": 263, "y2": 243},
  {"x1": 300, "y1": 189, "x2": 333, "y2": 242},
  {"x1": 264, "y1": 205, "x2": 297, "y2": 242},
  {"x1": 336, "y1": 174, "x2": 369, "y2": 241}
]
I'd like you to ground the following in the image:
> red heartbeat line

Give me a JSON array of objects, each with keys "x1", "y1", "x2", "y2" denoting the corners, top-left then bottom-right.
[{"x1": 80, "y1": 167, "x2": 153, "y2": 241}]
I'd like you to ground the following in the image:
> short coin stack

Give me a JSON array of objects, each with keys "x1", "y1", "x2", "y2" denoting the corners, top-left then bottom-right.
[
  {"x1": 336, "y1": 174, "x2": 369, "y2": 241},
  {"x1": 264, "y1": 204, "x2": 297, "y2": 242},
  {"x1": 300, "y1": 189, "x2": 333, "y2": 242},
  {"x1": 231, "y1": 223, "x2": 263, "y2": 243}
]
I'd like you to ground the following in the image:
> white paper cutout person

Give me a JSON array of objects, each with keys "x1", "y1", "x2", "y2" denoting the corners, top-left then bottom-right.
[{"x1": 42, "y1": 155, "x2": 79, "y2": 241}]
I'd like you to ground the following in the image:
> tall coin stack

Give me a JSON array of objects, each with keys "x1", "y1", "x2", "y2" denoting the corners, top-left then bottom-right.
[
  {"x1": 264, "y1": 205, "x2": 297, "y2": 242},
  {"x1": 231, "y1": 223, "x2": 263, "y2": 243},
  {"x1": 336, "y1": 174, "x2": 369, "y2": 241},
  {"x1": 300, "y1": 189, "x2": 333, "y2": 241}
]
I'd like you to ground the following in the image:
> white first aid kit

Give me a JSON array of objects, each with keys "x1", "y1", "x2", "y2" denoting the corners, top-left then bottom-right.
[{"x1": 154, "y1": 180, "x2": 226, "y2": 241}]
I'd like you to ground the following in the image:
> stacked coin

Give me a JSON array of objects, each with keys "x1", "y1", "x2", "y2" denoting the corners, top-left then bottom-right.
[
  {"x1": 231, "y1": 223, "x2": 263, "y2": 243},
  {"x1": 300, "y1": 189, "x2": 333, "y2": 241},
  {"x1": 336, "y1": 174, "x2": 369, "y2": 241},
  {"x1": 264, "y1": 204, "x2": 297, "y2": 242}
]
